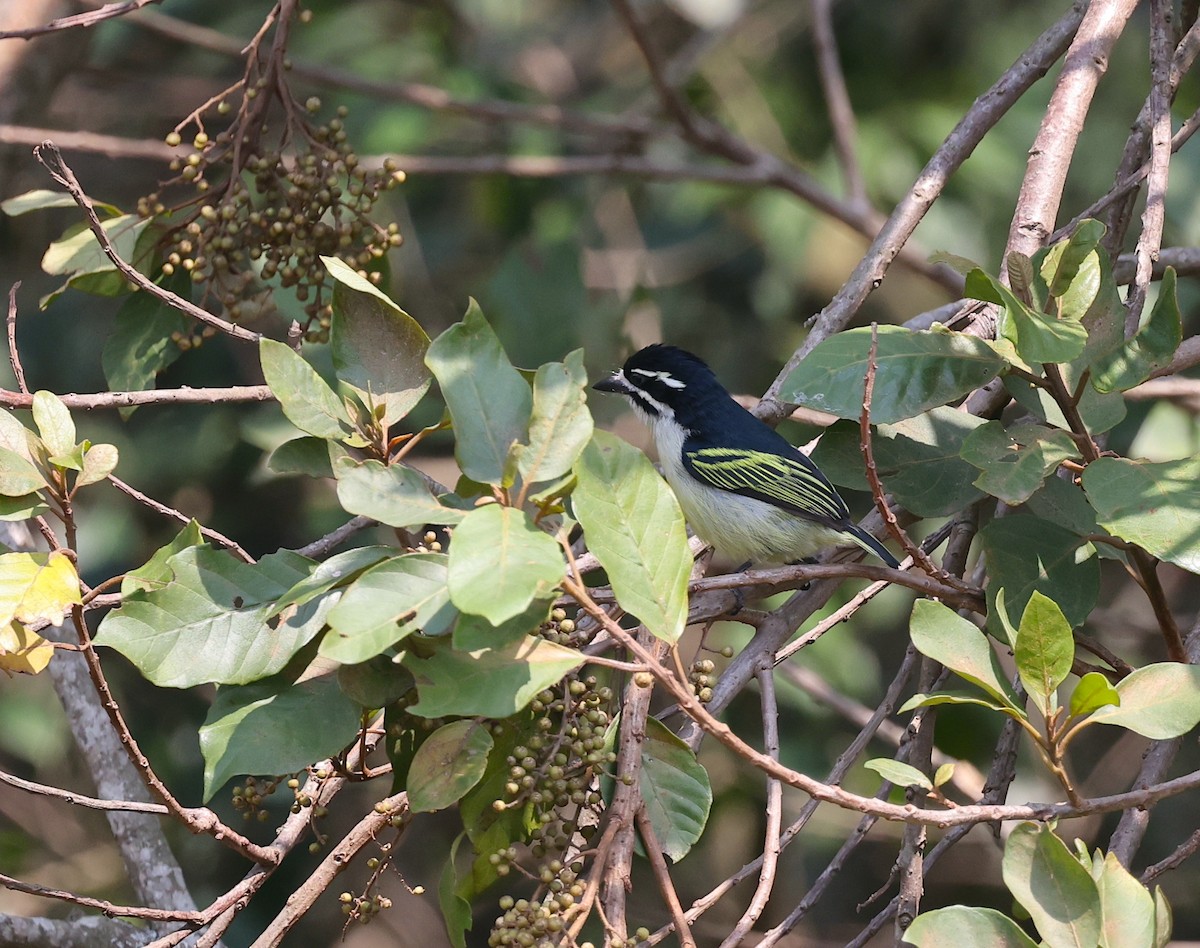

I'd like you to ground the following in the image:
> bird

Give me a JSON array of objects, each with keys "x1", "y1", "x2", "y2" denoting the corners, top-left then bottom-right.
[{"x1": 592, "y1": 344, "x2": 900, "y2": 569}]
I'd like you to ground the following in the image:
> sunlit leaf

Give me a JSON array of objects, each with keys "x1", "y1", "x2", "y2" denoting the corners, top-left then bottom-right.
[
  {"x1": 0, "y1": 622, "x2": 55, "y2": 676},
  {"x1": 1002, "y1": 823, "x2": 1101, "y2": 948},
  {"x1": 908, "y1": 599, "x2": 1022, "y2": 710},
  {"x1": 573, "y1": 431, "x2": 690, "y2": 643},
  {"x1": 864, "y1": 758, "x2": 932, "y2": 790},
  {"x1": 903, "y1": 906, "x2": 1039, "y2": 947},
  {"x1": 780, "y1": 326, "x2": 1007, "y2": 424},
  {"x1": 1087, "y1": 663, "x2": 1200, "y2": 739},
  {"x1": 1013, "y1": 591, "x2": 1073, "y2": 717},
  {"x1": 960, "y1": 421, "x2": 1077, "y2": 506},
  {"x1": 638, "y1": 717, "x2": 712, "y2": 861},
  {"x1": 259, "y1": 338, "x2": 351, "y2": 440},
  {"x1": 0, "y1": 551, "x2": 81, "y2": 629},
  {"x1": 518, "y1": 349, "x2": 594, "y2": 487},
  {"x1": 333, "y1": 456, "x2": 465, "y2": 528},
  {"x1": 408, "y1": 720, "x2": 494, "y2": 812}
]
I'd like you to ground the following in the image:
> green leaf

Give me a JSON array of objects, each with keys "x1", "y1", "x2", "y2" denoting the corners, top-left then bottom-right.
[
  {"x1": 76, "y1": 443, "x2": 119, "y2": 488},
  {"x1": 198, "y1": 672, "x2": 360, "y2": 801},
  {"x1": 101, "y1": 287, "x2": 190, "y2": 398},
  {"x1": 1092, "y1": 268, "x2": 1182, "y2": 393},
  {"x1": 259, "y1": 338, "x2": 351, "y2": 440},
  {"x1": 638, "y1": 717, "x2": 712, "y2": 862},
  {"x1": 1025, "y1": 478, "x2": 1117, "y2": 558},
  {"x1": 337, "y1": 655, "x2": 414, "y2": 709},
  {"x1": 0, "y1": 446, "x2": 46, "y2": 497},
  {"x1": 41, "y1": 214, "x2": 149, "y2": 280},
  {"x1": 447, "y1": 505, "x2": 564, "y2": 625},
  {"x1": 1087, "y1": 663, "x2": 1200, "y2": 739},
  {"x1": 863, "y1": 758, "x2": 932, "y2": 790},
  {"x1": 269, "y1": 546, "x2": 393, "y2": 618},
  {"x1": 453, "y1": 598, "x2": 553, "y2": 650},
  {"x1": 267, "y1": 436, "x2": 334, "y2": 478},
  {"x1": 899, "y1": 690, "x2": 1018, "y2": 716},
  {"x1": 811, "y1": 408, "x2": 987, "y2": 517},
  {"x1": 2, "y1": 189, "x2": 98, "y2": 216},
  {"x1": 1095, "y1": 851, "x2": 1157, "y2": 948},
  {"x1": 573, "y1": 431, "x2": 690, "y2": 643},
  {"x1": 908, "y1": 600, "x2": 1022, "y2": 710},
  {"x1": 1069, "y1": 672, "x2": 1120, "y2": 718},
  {"x1": 960, "y1": 421, "x2": 1077, "y2": 506},
  {"x1": 425, "y1": 299, "x2": 531, "y2": 485},
  {"x1": 966, "y1": 268, "x2": 1088, "y2": 364},
  {"x1": 407, "y1": 720, "x2": 494, "y2": 812},
  {"x1": 438, "y1": 833, "x2": 472, "y2": 948},
  {"x1": 1013, "y1": 591, "x2": 1074, "y2": 717},
  {"x1": 1041, "y1": 219, "x2": 1106, "y2": 299},
  {"x1": 95, "y1": 547, "x2": 319, "y2": 687},
  {"x1": 1153, "y1": 887, "x2": 1172, "y2": 947},
  {"x1": 120, "y1": 520, "x2": 204, "y2": 596},
  {"x1": 321, "y1": 553, "x2": 454, "y2": 664},
  {"x1": 0, "y1": 493, "x2": 49, "y2": 521},
  {"x1": 518, "y1": 349, "x2": 594, "y2": 488},
  {"x1": 1002, "y1": 822, "x2": 1102, "y2": 948},
  {"x1": 406, "y1": 636, "x2": 584, "y2": 718},
  {"x1": 31, "y1": 391, "x2": 75, "y2": 458},
  {"x1": 933, "y1": 762, "x2": 955, "y2": 788},
  {"x1": 980, "y1": 515, "x2": 1098, "y2": 639},
  {"x1": 1082, "y1": 457, "x2": 1200, "y2": 573},
  {"x1": 333, "y1": 456, "x2": 465, "y2": 528},
  {"x1": 902, "y1": 906, "x2": 1039, "y2": 947},
  {"x1": 325, "y1": 255, "x2": 432, "y2": 429},
  {"x1": 779, "y1": 326, "x2": 1007, "y2": 424}
]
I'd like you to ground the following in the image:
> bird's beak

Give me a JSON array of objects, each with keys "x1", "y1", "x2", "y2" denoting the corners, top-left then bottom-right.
[{"x1": 592, "y1": 370, "x2": 634, "y2": 395}]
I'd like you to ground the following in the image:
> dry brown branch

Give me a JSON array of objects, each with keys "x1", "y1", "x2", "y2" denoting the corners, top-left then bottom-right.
[
  {"x1": 6, "y1": 282, "x2": 29, "y2": 394},
  {"x1": 810, "y1": 0, "x2": 866, "y2": 207},
  {"x1": 636, "y1": 806, "x2": 697, "y2": 948},
  {"x1": 0, "y1": 0, "x2": 160, "y2": 39},
  {"x1": 0, "y1": 767, "x2": 169, "y2": 815},
  {"x1": 0, "y1": 384, "x2": 273, "y2": 410}
]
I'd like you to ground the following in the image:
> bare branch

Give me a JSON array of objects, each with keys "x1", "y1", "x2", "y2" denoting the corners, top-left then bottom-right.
[
  {"x1": 810, "y1": 0, "x2": 866, "y2": 206},
  {"x1": 0, "y1": 0, "x2": 161, "y2": 39}
]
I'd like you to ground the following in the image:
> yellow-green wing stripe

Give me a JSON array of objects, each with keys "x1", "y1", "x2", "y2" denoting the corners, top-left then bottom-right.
[{"x1": 688, "y1": 447, "x2": 846, "y2": 521}]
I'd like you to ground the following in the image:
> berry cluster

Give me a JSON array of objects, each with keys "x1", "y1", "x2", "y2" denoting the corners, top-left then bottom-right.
[{"x1": 536, "y1": 607, "x2": 588, "y2": 647}]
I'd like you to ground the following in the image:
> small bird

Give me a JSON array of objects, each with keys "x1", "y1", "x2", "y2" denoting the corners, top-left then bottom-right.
[{"x1": 592, "y1": 344, "x2": 900, "y2": 569}]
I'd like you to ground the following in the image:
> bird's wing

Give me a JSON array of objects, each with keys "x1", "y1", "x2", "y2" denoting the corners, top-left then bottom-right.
[{"x1": 683, "y1": 446, "x2": 851, "y2": 526}]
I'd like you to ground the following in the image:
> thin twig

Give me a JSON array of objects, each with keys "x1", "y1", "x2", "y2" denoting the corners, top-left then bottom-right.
[
  {"x1": 0, "y1": 767, "x2": 169, "y2": 815},
  {"x1": 1141, "y1": 827, "x2": 1200, "y2": 883},
  {"x1": 0, "y1": 872, "x2": 202, "y2": 922},
  {"x1": 0, "y1": 0, "x2": 160, "y2": 39},
  {"x1": 635, "y1": 806, "x2": 696, "y2": 948},
  {"x1": 108, "y1": 474, "x2": 253, "y2": 563},
  {"x1": 718, "y1": 663, "x2": 782, "y2": 948},
  {"x1": 6, "y1": 283, "x2": 29, "y2": 395},
  {"x1": 810, "y1": 0, "x2": 866, "y2": 207},
  {"x1": 1125, "y1": 0, "x2": 1176, "y2": 333},
  {"x1": 0, "y1": 384, "x2": 272, "y2": 410}
]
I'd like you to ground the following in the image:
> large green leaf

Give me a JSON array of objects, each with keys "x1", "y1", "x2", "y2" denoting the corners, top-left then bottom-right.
[
  {"x1": 101, "y1": 285, "x2": 190, "y2": 398},
  {"x1": 269, "y1": 546, "x2": 393, "y2": 618},
  {"x1": 980, "y1": 515, "x2": 1098, "y2": 639},
  {"x1": 1082, "y1": 457, "x2": 1200, "y2": 573},
  {"x1": 325, "y1": 255, "x2": 431, "y2": 428},
  {"x1": 1094, "y1": 851, "x2": 1159, "y2": 948},
  {"x1": 967, "y1": 268, "x2": 1088, "y2": 364},
  {"x1": 572, "y1": 431, "x2": 690, "y2": 643},
  {"x1": 259, "y1": 338, "x2": 351, "y2": 440},
  {"x1": 0, "y1": 446, "x2": 46, "y2": 497},
  {"x1": 198, "y1": 672, "x2": 360, "y2": 801},
  {"x1": 321, "y1": 553, "x2": 454, "y2": 663},
  {"x1": 811, "y1": 408, "x2": 987, "y2": 517},
  {"x1": 267, "y1": 436, "x2": 335, "y2": 478},
  {"x1": 407, "y1": 720, "x2": 494, "y2": 813},
  {"x1": 1040, "y1": 219, "x2": 1106, "y2": 301},
  {"x1": 41, "y1": 214, "x2": 150, "y2": 285},
  {"x1": 405, "y1": 635, "x2": 584, "y2": 718},
  {"x1": 517, "y1": 349, "x2": 594, "y2": 488},
  {"x1": 120, "y1": 520, "x2": 204, "y2": 596},
  {"x1": 1091, "y1": 268, "x2": 1182, "y2": 393},
  {"x1": 447, "y1": 504, "x2": 564, "y2": 625},
  {"x1": 1003, "y1": 823, "x2": 1101, "y2": 948},
  {"x1": 780, "y1": 326, "x2": 1007, "y2": 424},
  {"x1": 32, "y1": 391, "x2": 75, "y2": 459},
  {"x1": 1013, "y1": 591, "x2": 1073, "y2": 717},
  {"x1": 95, "y1": 548, "x2": 320, "y2": 687},
  {"x1": 908, "y1": 600, "x2": 1022, "y2": 710},
  {"x1": 453, "y1": 598, "x2": 553, "y2": 651},
  {"x1": 425, "y1": 300, "x2": 531, "y2": 485},
  {"x1": 960, "y1": 421, "x2": 1077, "y2": 506},
  {"x1": 638, "y1": 717, "x2": 712, "y2": 862},
  {"x1": 1087, "y1": 664, "x2": 1200, "y2": 739},
  {"x1": 903, "y1": 906, "x2": 1039, "y2": 947},
  {"x1": 333, "y1": 456, "x2": 466, "y2": 528}
]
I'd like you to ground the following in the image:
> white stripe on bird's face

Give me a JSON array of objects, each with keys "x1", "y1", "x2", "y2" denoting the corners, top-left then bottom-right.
[{"x1": 629, "y1": 367, "x2": 687, "y2": 389}]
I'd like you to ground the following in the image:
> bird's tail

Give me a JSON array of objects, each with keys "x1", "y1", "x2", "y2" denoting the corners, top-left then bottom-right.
[{"x1": 845, "y1": 524, "x2": 900, "y2": 569}]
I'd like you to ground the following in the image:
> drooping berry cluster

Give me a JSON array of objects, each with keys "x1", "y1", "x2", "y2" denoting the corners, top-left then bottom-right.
[{"x1": 137, "y1": 7, "x2": 403, "y2": 345}]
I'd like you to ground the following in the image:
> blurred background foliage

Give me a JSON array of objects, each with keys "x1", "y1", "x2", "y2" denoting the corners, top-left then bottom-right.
[{"x1": 1, "y1": 0, "x2": 1199, "y2": 945}]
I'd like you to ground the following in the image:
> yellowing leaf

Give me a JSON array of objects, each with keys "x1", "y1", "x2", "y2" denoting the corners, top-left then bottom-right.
[
  {"x1": 0, "y1": 622, "x2": 55, "y2": 675},
  {"x1": 0, "y1": 551, "x2": 82, "y2": 628}
]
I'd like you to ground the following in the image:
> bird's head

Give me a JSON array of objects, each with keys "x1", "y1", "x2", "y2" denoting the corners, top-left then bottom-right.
[{"x1": 592, "y1": 344, "x2": 722, "y2": 428}]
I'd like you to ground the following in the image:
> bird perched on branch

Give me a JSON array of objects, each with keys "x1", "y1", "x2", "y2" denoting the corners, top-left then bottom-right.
[{"x1": 593, "y1": 344, "x2": 900, "y2": 569}]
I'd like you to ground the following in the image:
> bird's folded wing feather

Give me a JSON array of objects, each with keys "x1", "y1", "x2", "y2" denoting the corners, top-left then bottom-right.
[{"x1": 683, "y1": 447, "x2": 849, "y2": 524}]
